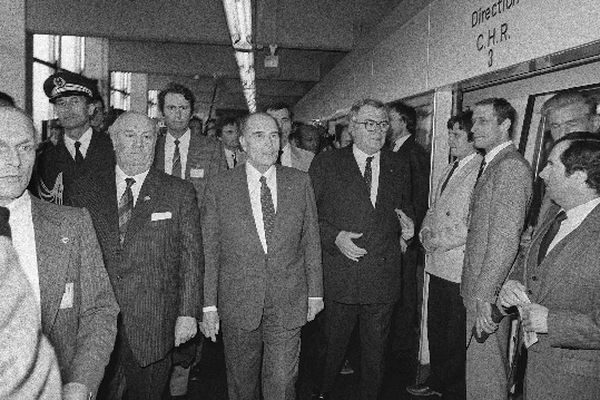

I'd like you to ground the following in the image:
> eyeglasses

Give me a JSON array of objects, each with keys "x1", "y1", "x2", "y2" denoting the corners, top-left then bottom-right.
[{"x1": 353, "y1": 119, "x2": 390, "y2": 132}]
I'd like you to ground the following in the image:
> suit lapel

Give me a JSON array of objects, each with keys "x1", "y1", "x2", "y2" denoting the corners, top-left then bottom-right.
[
  {"x1": 31, "y1": 197, "x2": 70, "y2": 330},
  {"x1": 272, "y1": 165, "x2": 291, "y2": 247},
  {"x1": 233, "y1": 166, "x2": 265, "y2": 251},
  {"x1": 124, "y1": 169, "x2": 159, "y2": 244},
  {"x1": 153, "y1": 135, "x2": 167, "y2": 173},
  {"x1": 535, "y1": 204, "x2": 600, "y2": 302}
]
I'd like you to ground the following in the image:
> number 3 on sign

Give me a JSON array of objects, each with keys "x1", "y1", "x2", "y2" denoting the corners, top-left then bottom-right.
[{"x1": 488, "y1": 49, "x2": 493, "y2": 67}]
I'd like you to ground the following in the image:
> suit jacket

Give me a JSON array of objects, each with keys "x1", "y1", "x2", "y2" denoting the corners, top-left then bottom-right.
[
  {"x1": 288, "y1": 144, "x2": 314, "y2": 172},
  {"x1": 392, "y1": 135, "x2": 430, "y2": 228},
  {"x1": 34, "y1": 130, "x2": 115, "y2": 206},
  {"x1": 31, "y1": 196, "x2": 119, "y2": 394},
  {"x1": 421, "y1": 153, "x2": 483, "y2": 283},
  {"x1": 461, "y1": 144, "x2": 532, "y2": 303},
  {"x1": 203, "y1": 164, "x2": 322, "y2": 331},
  {"x1": 511, "y1": 203, "x2": 600, "y2": 399},
  {"x1": 0, "y1": 237, "x2": 62, "y2": 399},
  {"x1": 309, "y1": 146, "x2": 413, "y2": 304},
  {"x1": 154, "y1": 133, "x2": 227, "y2": 208},
  {"x1": 73, "y1": 168, "x2": 203, "y2": 367}
]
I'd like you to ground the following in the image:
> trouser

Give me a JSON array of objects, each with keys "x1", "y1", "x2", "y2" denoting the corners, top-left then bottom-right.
[
  {"x1": 321, "y1": 300, "x2": 395, "y2": 400},
  {"x1": 426, "y1": 275, "x2": 465, "y2": 400},
  {"x1": 222, "y1": 301, "x2": 301, "y2": 400}
]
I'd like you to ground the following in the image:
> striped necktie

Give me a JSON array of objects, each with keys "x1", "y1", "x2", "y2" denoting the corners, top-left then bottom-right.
[
  {"x1": 172, "y1": 139, "x2": 183, "y2": 178},
  {"x1": 118, "y1": 178, "x2": 135, "y2": 244},
  {"x1": 260, "y1": 176, "x2": 276, "y2": 252}
]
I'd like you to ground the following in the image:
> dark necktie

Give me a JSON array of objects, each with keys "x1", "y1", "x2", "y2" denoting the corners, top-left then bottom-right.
[
  {"x1": 260, "y1": 176, "x2": 276, "y2": 252},
  {"x1": 364, "y1": 156, "x2": 374, "y2": 193},
  {"x1": 118, "y1": 178, "x2": 135, "y2": 244},
  {"x1": 74, "y1": 141, "x2": 84, "y2": 165},
  {"x1": 232, "y1": 151, "x2": 237, "y2": 168},
  {"x1": 173, "y1": 139, "x2": 183, "y2": 178},
  {"x1": 276, "y1": 149, "x2": 283, "y2": 165},
  {"x1": 0, "y1": 206, "x2": 11, "y2": 239},
  {"x1": 440, "y1": 161, "x2": 459, "y2": 194},
  {"x1": 476, "y1": 159, "x2": 487, "y2": 181},
  {"x1": 537, "y1": 210, "x2": 567, "y2": 265}
]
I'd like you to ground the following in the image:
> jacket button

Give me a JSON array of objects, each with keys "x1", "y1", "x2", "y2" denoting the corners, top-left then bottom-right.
[
  {"x1": 531, "y1": 275, "x2": 538, "y2": 281},
  {"x1": 446, "y1": 211, "x2": 450, "y2": 216},
  {"x1": 116, "y1": 274, "x2": 122, "y2": 280}
]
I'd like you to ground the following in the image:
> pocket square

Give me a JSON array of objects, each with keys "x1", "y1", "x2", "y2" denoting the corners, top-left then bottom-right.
[
  {"x1": 59, "y1": 282, "x2": 74, "y2": 309},
  {"x1": 190, "y1": 168, "x2": 204, "y2": 178},
  {"x1": 151, "y1": 211, "x2": 172, "y2": 221}
]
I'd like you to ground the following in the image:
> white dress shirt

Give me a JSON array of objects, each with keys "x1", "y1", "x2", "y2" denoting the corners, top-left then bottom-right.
[
  {"x1": 280, "y1": 143, "x2": 293, "y2": 167},
  {"x1": 115, "y1": 165, "x2": 150, "y2": 206},
  {"x1": 353, "y1": 145, "x2": 381, "y2": 207},
  {"x1": 482, "y1": 140, "x2": 513, "y2": 172},
  {"x1": 392, "y1": 134, "x2": 412, "y2": 153},
  {"x1": 246, "y1": 163, "x2": 278, "y2": 254},
  {"x1": 6, "y1": 191, "x2": 41, "y2": 317},
  {"x1": 63, "y1": 127, "x2": 93, "y2": 160},
  {"x1": 224, "y1": 147, "x2": 237, "y2": 169},
  {"x1": 547, "y1": 197, "x2": 600, "y2": 253},
  {"x1": 164, "y1": 129, "x2": 191, "y2": 176}
]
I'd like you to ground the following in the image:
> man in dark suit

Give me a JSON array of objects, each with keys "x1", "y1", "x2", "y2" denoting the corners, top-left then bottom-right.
[
  {"x1": 153, "y1": 82, "x2": 227, "y2": 209},
  {"x1": 35, "y1": 71, "x2": 115, "y2": 206},
  {"x1": 201, "y1": 112, "x2": 323, "y2": 400},
  {"x1": 0, "y1": 106, "x2": 119, "y2": 400},
  {"x1": 79, "y1": 111, "x2": 202, "y2": 399},
  {"x1": 388, "y1": 101, "x2": 430, "y2": 359},
  {"x1": 217, "y1": 116, "x2": 247, "y2": 169},
  {"x1": 309, "y1": 99, "x2": 414, "y2": 400},
  {"x1": 500, "y1": 132, "x2": 600, "y2": 400},
  {"x1": 462, "y1": 98, "x2": 532, "y2": 400}
]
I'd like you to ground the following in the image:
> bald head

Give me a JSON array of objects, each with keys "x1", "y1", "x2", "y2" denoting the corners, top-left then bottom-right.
[
  {"x1": 0, "y1": 107, "x2": 38, "y2": 205},
  {"x1": 109, "y1": 112, "x2": 158, "y2": 176},
  {"x1": 239, "y1": 113, "x2": 280, "y2": 173}
]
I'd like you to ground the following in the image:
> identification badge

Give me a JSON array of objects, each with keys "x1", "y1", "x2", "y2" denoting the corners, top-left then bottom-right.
[{"x1": 151, "y1": 211, "x2": 172, "y2": 221}]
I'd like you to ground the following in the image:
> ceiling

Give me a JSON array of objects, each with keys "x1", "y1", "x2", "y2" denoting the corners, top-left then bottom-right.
[{"x1": 26, "y1": 0, "x2": 404, "y2": 112}]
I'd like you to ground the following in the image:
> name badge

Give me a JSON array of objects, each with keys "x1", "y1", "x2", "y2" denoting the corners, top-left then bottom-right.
[
  {"x1": 59, "y1": 282, "x2": 74, "y2": 309},
  {"x1": 151, "y1": 211, "x2": 172, "y2": 221},
  {"x1": 190, "y1": 168, "x2": 204, "y2": 178}
]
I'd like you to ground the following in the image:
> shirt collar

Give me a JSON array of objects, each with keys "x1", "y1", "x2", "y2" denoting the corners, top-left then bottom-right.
[
  {"x1": 564, "y1": 197, "x2": 600, "y2": 222},
  {"x1": 6, "y1": 190, "x2": 31, "y2": 214},
  {"x1": 115, "y1": 164, "x2": 150, "y2": 187},
  {"x1": 167, "y1": 129, "x2": 191, "y2": 144},
  {"x1": 457, "y1": 152, "x2": 478, "y2": 169},
  {"x1": 484, "y1": 141, "x2": 512, "y2": 164},
  {"x1": 393, "y1": 134, "x2": 412, "y2": 149},
  {"x1": 352, "y1": 144, "x2": 380, "y2": 164},
  {"x1": 64, "y1": 126, "x2": 93, "y2": 147},
  {"x1": 246, "y1": 162, "x2": 276, "y2": 183}
]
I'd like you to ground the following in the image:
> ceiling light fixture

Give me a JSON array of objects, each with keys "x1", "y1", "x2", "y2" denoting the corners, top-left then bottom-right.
[{"x1": 222, "y1": 0, "x2": 256, "y2": 111}]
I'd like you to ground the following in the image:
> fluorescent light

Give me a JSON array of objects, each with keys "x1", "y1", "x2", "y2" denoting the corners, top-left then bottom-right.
[
  {"x1": 223, "y1": 0, "x2": 256, "y2": 111},
  {"x1": 222, "y1": 0, "x2": 252, "y2": 51}
]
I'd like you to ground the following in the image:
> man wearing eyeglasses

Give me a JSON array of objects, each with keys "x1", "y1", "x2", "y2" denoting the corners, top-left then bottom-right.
[{"x1": 309, "y1": 99, "x2": 414, "y2": 400}]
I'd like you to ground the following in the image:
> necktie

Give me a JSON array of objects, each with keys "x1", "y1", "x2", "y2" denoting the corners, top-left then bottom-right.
[
  {"x1": 276, "y1": 149, "x2": 283, "y2": 165},
  {"x1": 0, "y1": 206, "x2": 11, "y2": 239},
  {"x1": 232, "y1": 151, "x2": 237, "y2": 168},
  {"x1": 260, "y1": 176, "x2": 276, "y2": 252},
  {"x1": 173, "y1": 139, "x2": 183, "y2": 178},
  {"x1": 537, "y1": 210, "x2": 567, "y2": 265},
  {"x1": 118, "y1": 178, "x2": 135, "y2": 244},
  {"x1": 440, "y1": 161, "x2": 459, "y2": 194},
  {"x1": 364, "y1": 156, "x2": 374, "y2": 193},
  {"x1": 74, "y1": 141, "x2": 84, "y2": 165},
  {"x1": 476, "y1": 159, "x2": 487, "y2": 181}
]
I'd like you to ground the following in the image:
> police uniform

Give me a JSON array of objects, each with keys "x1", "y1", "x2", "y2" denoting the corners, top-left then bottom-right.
[{"x1": 34, "y1": 71, "x2": 115, "y2": 207}]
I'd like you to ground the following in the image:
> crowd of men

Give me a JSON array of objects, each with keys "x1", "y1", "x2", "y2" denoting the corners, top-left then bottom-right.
[{"x1": 0, "y1": 69, "x2": 599, "y2": 400}]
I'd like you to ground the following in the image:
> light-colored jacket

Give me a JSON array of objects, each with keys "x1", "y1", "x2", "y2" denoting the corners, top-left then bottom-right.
[{"x1": 421, "y1": 153, "x2": 482, "y2": 283}]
